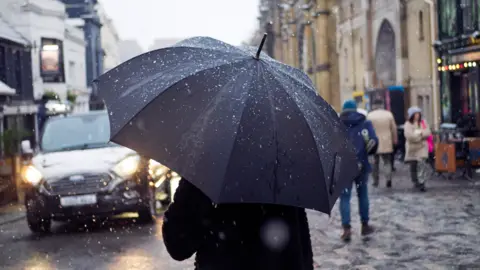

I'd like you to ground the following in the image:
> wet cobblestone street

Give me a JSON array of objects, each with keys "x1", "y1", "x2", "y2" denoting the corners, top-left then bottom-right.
[{"x1": 309, "y1": 171, "x2": 480, "y2": 269}]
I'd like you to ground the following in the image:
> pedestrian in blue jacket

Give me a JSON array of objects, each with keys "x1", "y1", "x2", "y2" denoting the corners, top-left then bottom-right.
[{"x1": 338, "y1": 100, "x2": 378, "y2": 242}]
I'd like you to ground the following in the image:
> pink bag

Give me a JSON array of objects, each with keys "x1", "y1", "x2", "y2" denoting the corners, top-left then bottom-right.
[{"x1": 421, "y1": 120, "x2": 434, "y2": 153}]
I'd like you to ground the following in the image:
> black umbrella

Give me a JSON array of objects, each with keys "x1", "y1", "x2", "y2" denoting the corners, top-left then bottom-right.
[{"x1": 94, "y1": 35, "x2": 358, "y2": 214}]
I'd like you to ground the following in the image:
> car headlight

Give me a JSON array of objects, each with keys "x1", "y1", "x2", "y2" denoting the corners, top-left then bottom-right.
[
  {"x1": 112, "y1": 155, "x2": 140, "y2": 178},
  {"x1": 23, "y1": 165, "x2": 43, "y2": 186}
]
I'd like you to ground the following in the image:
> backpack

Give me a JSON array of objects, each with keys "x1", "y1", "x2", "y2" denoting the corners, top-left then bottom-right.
[{"x1": 346, "y1": 120, "x2": 377, "y2": 158}]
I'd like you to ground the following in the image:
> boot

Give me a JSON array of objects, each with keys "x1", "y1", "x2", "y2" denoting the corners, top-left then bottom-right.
[
  {"x1": 419, "y1": 183, "x2": 426, "y2": 192},
  {"x1": 361, "y1": 222, "x2": 374, "y2": 236},
  {"x1": 341, "y1": 226, "x2": 352, "y2": 242},
  {"x1": 386, "y1": 180, "x2": 392, "y2": 188}
]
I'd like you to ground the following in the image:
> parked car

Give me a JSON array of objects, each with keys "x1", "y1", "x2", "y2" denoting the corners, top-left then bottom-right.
[{"x1": 21, "y1": 111, "x2": 157, "y2": 233}]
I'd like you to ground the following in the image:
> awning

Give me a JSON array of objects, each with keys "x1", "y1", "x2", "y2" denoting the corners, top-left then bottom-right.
[
  {"x1": 0, "y1": 16, "x2": 29, "y2": 46},
  {"x1": 0, "y1": 80, "x2": 15, "y2": 95}
]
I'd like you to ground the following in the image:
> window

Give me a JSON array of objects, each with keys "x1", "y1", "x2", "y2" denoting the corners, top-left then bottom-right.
[
  {"x1": 439, "y1": 0, "x2": 458, "y2": 38},
  {"x1": 14, "y1": 50, "x2": 22, "y2": 93},
  {"x1": 0, "y1": 45, "x2": 5, "y2": 82},
  {"x1": 418, "y1": 11, "x2": 425, "y2": 41},
  {"x1": 441, "y1": 71, "x2": 452, "y2": 122},
  {"x1": 40, "y1": 38, "x2": 65, "y2": 83},
  {"x1": 359, "y1": 38, "x2": 363, "y2": 59},
  {"x1": 462, "y1": 0, "x2": 475, "y2": 32}
]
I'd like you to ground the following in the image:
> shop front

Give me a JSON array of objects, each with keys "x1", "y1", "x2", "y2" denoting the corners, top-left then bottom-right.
[{"x1": 437, "y1": 44, "x2": 480, "y2": 131}]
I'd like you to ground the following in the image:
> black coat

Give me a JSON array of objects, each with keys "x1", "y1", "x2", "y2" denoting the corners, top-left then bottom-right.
[{"x1": 162, "y1": 179, "x2": 314, "y2": 270}]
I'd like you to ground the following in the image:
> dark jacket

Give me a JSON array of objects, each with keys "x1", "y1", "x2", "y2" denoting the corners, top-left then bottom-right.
[
  {"x1": 339, "y1": 110, "x2": 378, "y2": 173},
  {"x1": 162, "y1": 179, "x2": 314, "y2": 270}
]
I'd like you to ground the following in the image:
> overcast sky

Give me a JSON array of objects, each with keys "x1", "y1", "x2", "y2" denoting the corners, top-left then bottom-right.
[{"x1": 100, "y1": 0, "x2": 260, "y2": 49}]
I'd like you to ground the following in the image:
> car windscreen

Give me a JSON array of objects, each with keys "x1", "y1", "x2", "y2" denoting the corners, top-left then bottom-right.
[{"x1": 41, "y1": 113, "x2": 114, "y2": 152}]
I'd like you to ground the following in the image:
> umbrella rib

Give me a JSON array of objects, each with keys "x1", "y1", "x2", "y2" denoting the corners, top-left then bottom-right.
[
  {"x1": 260, "y1": 64, "x2": 281, "y2": 203},
  {"x1": 216, "y1": 62, "x2": 260, "y2": 203},
  {"x1": 262, "y1": 64, "x2": 330, "y2": 211},
  {"x1": 110, "y1": 58, "x2": 251, "y2": 140}
]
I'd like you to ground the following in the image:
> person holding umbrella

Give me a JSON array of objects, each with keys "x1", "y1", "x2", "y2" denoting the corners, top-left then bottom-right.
[
  {"x1": 95, "y1": 35, "x2": 360, "y2": 269},
  {"x1": 338, "y1": 100, "x2": 378, "y2": 242}
]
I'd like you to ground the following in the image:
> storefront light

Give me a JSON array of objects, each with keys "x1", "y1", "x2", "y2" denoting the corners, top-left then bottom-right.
[
  {"x1": 468, "y1": 62, "x2": 472, "y2": 67},
  {"x1": 438, "y1": 67, "x2": 441, "y2": 71},
  {"x1": 456, "y1": 64, "x2": 460, "y2": 69},
  {"x1": 436, "y1": 58, "x2": 442, "y2": 64},
  {"x1": 473, "y1": 62, "x2": 477, "y2": 67},
  {"x1": 464, "y1": 62, "x2": 468, "y2": 67}
]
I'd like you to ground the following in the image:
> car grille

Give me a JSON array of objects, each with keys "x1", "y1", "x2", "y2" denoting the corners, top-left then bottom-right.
[{"x1": 47, "y1": 173, "x2": 112, "y2": 196}]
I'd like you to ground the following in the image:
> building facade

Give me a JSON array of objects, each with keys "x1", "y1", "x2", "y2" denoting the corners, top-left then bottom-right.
[
  {"x1": 61, "y1": 0, "x2": 104, "y2": 110},
  {"x1": 0, "y1": 14, "x2": 37, "y2": 204},
  {"x1": 98, "y1": 4, "x2": 120, "y2": 72},
  {"x1": 0, "y1": 0, "x2": 89, "y2": 114},
  {"x1": 65, "y1": 24, "x2": 89, "y2": 113},
  {"x1": 435, "y1": 0, "x2": 480, "y2": 129},
  {"x1": 256, "y1": 0, "x2": 341, "y2": 110},
  {"x1": 335, "y1": 0, "x2": 437, "y2": 125}
]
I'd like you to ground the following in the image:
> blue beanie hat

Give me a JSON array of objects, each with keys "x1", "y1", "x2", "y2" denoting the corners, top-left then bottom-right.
[{"x1": 342, "y1": 99, "x2": 357, "y2": 111}]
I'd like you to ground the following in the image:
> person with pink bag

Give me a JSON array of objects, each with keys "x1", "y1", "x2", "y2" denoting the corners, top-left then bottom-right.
[{"x1": 404, "y1": 107, "x2": 432, "y2": 192}]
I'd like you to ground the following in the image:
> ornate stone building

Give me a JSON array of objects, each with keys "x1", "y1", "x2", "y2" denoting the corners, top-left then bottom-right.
[
  {"x1": 256, "y1": 0, "x2": 341, "y2": 110},
  {"x1": 335, "y1": 0, "x2": 437, "y2": 125}
]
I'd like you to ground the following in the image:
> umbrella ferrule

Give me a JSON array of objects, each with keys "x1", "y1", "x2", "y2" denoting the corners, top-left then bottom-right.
[{"x1": 254, "y1": 33, "x2": 268, "y2": 60}]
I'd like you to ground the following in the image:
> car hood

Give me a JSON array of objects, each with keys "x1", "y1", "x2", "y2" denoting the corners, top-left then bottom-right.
[{"x1": 32, "y1": 147, "x2": 137, "y2": 181}]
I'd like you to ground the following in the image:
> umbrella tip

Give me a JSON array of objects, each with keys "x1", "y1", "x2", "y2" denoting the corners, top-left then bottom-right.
[{"x1": 254, "y1": 33, "x2": 268, "y2": 60}]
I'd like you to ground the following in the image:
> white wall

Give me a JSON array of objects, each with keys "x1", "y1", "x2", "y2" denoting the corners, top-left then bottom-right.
[
  {"x1": 0, "y1": 0, "x2": 68, "y2": 100},
  {"x1": 98, "y1": 4, "x2": 120, "y2": 72},
  {"x1": 65, "y1": 24, "x2": 89, "y2": 113}
]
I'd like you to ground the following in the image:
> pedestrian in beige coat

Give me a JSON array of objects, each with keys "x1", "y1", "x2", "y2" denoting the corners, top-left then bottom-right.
[
  {"x1": 367, "y1": 100, "x2": 397, "y2": 188},
  {"x1": 404, "y1": 107, "x2": 431, "y2": 192}
]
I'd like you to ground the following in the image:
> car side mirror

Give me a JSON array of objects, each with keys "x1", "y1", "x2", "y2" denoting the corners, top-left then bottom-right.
[{"x1": 21, "y1": 140, "x2": 33, "y2": 154}]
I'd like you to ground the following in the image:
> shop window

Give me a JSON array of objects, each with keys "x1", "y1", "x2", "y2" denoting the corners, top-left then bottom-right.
[
  {"x1": 440, "y1": 71, "x2": 452, "y2": 123},
  {"x1": 418, "y1": 11, "x2": 425, "y2": 41},
  {"x1": 439, "y1": 0, "x2": 458, "y2": 38},
  {"x1": 40, "y1": 38, "x2": 65, "y2": 83}
]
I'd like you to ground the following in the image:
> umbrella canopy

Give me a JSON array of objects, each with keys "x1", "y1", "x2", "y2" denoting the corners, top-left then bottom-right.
[{"x1": 94, "y1": 35, "x2": 358, "y2": 214}]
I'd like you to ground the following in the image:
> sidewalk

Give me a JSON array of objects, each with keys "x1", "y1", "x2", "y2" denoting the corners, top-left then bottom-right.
[{"x1": 0, "y1": 202, "x2": 25, "y2": 225}]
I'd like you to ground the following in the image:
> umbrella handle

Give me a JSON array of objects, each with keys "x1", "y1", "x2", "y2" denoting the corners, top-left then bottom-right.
[{"x1": 255, "y1": 33, "x2": 268, "y2": 60}]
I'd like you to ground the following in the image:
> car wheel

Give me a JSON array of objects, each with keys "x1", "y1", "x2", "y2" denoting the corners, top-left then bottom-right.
[{"x1": 26, "y1": 198, "x2": 51, "y2": 233}]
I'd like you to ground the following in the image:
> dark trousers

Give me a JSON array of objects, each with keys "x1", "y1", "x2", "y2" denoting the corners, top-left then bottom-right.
[
  {"x1": 409, "y1": 159, "x2": 427, "y2": 184},
  {"x1": 372, "y1": 154, "x2": 393, "y2": 184}
]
